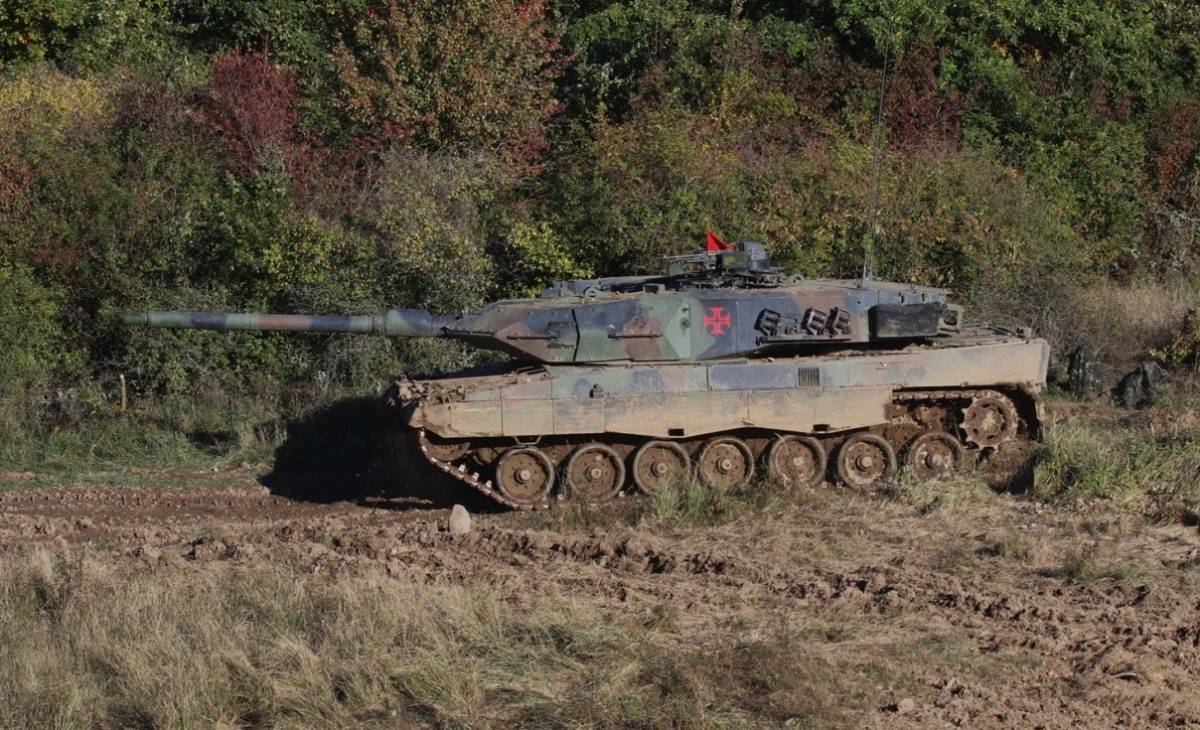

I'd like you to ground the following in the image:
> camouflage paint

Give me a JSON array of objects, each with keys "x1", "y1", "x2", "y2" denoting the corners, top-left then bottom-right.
[
  {"x1": 124, "y1": 277, "x2": 955, "y2": 365},
  {"x1": 123, "y1": 309, "x2": 452, "y2": 337},
  {"x1": 404, "y1": 336, "x2": 1050, "y2": 439}
]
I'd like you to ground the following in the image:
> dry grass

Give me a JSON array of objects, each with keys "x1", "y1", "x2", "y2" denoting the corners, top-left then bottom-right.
[
  {"x1": 0, "y1": 554, "x2": 617, "y2": 729},
  {"x1": 5, "y1": 436, "x2": 1200, "y2": 727},
  {"x1": 0, "y1": 538, "x2": 1046, "y2": 730},
  {"x1": 0, "y1": 550, "x2": 923, "y2": 730},
  {"x1": 885, "y1": 473, "x2": 995, "y2": 516},
  {"x1": 1044, "y1": 277, "x2": 1198, "y2": 376}
]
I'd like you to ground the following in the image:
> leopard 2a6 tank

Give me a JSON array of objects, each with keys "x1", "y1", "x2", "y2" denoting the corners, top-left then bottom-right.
[{"x1": 123, "y1": 240, "x2": 1049, "y2": 509}]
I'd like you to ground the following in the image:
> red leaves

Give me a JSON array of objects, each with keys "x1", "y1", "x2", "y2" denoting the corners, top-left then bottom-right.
[
  {"x1": 1148, "y1": 98, "x2": 1200, "y2": 215},
  {"x1": 883, "y1": 45, "x2": 966, "y2": 151},
  {"x1": 203, "y1": 52, "x2": 308, "y2": 179}
]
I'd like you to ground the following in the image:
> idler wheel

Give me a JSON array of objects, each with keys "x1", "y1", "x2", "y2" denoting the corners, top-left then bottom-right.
[
  {"x1": 697, "y1": 437, "x2": 754, "y2": 491},
  {"x1": 766, "y1": 435, "x2": 826, "y2": 489},
  {"x1": 632, "y1": 440, "x2": 691, "y2": 494},
  {"x1": 961, "y1": 394, "x2": 1019, "y2": 449},
  {"x1": 904, "y1": 431, "x2": 966, "y2": 481},
  {"x1": 564, "y1": 443, "x2": 626, "y2": 503},
  {"x1": 835, "y1": 433, "x2": 897, "y2": 489},
  {"x1": 495, "y1": 447, "x2": 555, "y2": 507},
  {"x1": 423, "y1": 435, "x2": 471, "y2": 463}
]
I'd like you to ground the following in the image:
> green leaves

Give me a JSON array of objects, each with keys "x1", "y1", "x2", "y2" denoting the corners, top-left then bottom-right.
[
  {"x1": 5, "y1": 0, "x2": 1200, "y2": 410},
  {"x1": 500, "y1": 220, "x2": 591, "y2": 297},
  {"x1": 0, "y1": 0, "x2": 178, "y2": 71}
]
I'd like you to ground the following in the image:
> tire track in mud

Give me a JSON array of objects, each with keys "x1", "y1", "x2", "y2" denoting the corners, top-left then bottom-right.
[
  {"x1": 468, "y1": 528, "x2": 1200, "y2": 728},
  {"x1": 3, "y1": 482, "x2": 1200, "y2": 728}
]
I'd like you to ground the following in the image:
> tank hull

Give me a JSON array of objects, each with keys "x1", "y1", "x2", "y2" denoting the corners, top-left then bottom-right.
[{"x1": 390, "y1": 329, "x2": 1049, "y2": 509}]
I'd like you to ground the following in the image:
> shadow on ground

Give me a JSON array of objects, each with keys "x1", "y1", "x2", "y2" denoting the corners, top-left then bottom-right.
[
  {"x1": 980, "y1": 441, "x2": 1039, "y2": 495},
  {"x1": 261, "y1": 396, "x2": 498, "y2": 512}
]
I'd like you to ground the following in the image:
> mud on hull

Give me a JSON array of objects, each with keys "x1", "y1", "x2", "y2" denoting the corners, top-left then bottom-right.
[{"x1": 388, "y1": 334, "x2": 1050, "y2": 510}]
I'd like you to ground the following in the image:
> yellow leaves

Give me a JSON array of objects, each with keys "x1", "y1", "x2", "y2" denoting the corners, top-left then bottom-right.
[
  {"x1": 506, "y1": 221, "x2": 591, "y2": 297},
  {"x1": 0, "y1": 69, "x2": 111, "y2": 141},
  {"x1": 260, "y1": 217, "x2": 340, "y2": 294}
]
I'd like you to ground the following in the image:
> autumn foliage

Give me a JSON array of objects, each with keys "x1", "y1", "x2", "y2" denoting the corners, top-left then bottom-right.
[
  {"x1": 204, "y1": 52, "x2": 307, "y2": 178},
  {"x1": 329, "y1": 0, "x2": 563, "y2": 168},
  {"x1": 3, "y1": 0, "x2": 1200, "y2": 427}
]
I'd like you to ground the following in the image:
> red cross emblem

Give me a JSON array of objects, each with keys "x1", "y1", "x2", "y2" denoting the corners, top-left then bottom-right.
[{"x1": 703, "y1": 306, "x2": 732, "y2": 335}]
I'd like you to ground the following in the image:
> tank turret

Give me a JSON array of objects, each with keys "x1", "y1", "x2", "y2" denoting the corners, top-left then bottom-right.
[
  {"x1": 123, "y1": 242, "x2": 963, "y2": 364},
  {"x1": 123, "y1": 237, "x2": 1048, "y2": 510}
]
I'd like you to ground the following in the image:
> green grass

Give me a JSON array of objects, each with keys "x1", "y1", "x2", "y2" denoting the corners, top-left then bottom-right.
[
  {"x1": 639, "y1": 478, "x2": 790, "y2": 529},
  {"x1": 0, "y1": 386, "x2": 396, "y2": 490},
  {"x1": 0, "y1": 394, "x2": 284, "y2": 477},
  {"x1": 1033, "y1": 419, "x2": 1200, "y2": 519}
]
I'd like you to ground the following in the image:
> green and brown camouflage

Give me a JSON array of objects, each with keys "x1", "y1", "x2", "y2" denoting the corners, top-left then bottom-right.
[
  {"x1": 123, "y1": 242, "x2": 964, "y2": 364},
  {"x1": 121, "y1": 309, "x2": 452, "y2": 337},
  {"x1": 123, "y1": 240, "x2": 1049, "y2": 510}
]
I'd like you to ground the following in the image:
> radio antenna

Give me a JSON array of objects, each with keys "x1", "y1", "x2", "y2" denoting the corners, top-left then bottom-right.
[{"x1": 861, "y1": 41, "x2": 891, "y2": 281}]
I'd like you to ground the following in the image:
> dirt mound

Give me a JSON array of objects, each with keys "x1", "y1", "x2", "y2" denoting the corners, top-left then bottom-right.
[{"x1": 2, "y1": 473, "x2": 1199, "y2": 728}]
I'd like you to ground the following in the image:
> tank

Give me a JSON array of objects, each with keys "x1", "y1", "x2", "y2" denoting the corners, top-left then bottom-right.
[{"x1": 123, "y1": 241, "x2": 1049, "y2": 509}]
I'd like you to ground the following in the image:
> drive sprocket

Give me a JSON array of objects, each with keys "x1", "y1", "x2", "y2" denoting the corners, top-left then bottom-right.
[{"x1": 961, "y1": 393, "x2": 1019, "y2": 449}]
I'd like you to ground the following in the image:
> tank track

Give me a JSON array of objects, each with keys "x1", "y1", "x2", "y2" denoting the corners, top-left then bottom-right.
[
  {"x1": 412, "y1": 388, "x2": 1036, "y2": 511},
  {"x1": 416, "y1": 427, "x2": 547, "y2": 510}
]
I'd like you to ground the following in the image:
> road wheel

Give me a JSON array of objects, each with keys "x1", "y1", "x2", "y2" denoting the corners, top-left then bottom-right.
[
  {"x1": 632, "y1": 441, "x2": 691, "y2": 494},
  {"x1": 564, "y1": 443, "x2": 625, "y2": 503},
  {"x1": 766, "y1": 435, "x2": 826, "y2": 489},
  {"x1": 904, "y1": 431, "x2": 967, "y2": 481},
  {"x1": 495, "y1": 447, "x2": 555, "y2": 507},
  {"x1": 697, "y1": 437, "x2": 754, "y2": 491},
  {"x1": 835, "y1": 433, "x2": 897, "y2": 489}
]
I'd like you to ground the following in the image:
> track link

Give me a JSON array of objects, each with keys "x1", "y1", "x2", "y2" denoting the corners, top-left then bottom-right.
[{"x1": 416, "y1": 428, "x2": 549, "y2": 511}]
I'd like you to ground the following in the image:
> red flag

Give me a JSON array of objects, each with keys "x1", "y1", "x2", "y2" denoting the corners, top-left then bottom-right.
[{"x1": 706, "y1": 230, "x2": 733, "y2": 253}]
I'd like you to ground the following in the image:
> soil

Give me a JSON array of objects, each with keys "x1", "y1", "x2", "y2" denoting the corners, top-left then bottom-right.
[{"x1": 2, "y1": 466, "x2": 1199, "y2": 729}]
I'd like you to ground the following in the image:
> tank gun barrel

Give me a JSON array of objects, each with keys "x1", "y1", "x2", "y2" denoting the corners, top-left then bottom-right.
[{"x1": 121, "y1": 309, "x2": 455, "y2": 337}]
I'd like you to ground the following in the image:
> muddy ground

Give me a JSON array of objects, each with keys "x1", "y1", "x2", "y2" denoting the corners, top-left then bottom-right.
[{"x1": 2, "y1": 459, "x2": 1198, "y2": 730}]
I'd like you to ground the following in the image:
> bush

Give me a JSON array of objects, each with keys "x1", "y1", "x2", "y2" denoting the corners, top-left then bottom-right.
[
  {"x1": 547, "y1": 100, "x2": 1091, "y2": 307},
  {"x1": 0, "y1": 0, "x2": 177, "y2": 71},
  {"x1": 326, "y1": 0, "x2": 564, "y2": 165},
  {"x1": 0, "y1": 258, "x2": 78, "y2": 439},
  {"x1": 496, "y1": 220, "x2": 591, "y2": 297},
  {"x1": 343, "y1": 150, "x2": 501, "y2": 315},
  {"x1": 1153, "y1": 308, "x2": 1200, "y2": 370}
]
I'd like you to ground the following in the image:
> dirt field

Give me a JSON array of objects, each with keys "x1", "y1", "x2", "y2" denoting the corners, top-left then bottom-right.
[{"x1": 2, "y1": 455, "x2": 1198, "y2": 729}]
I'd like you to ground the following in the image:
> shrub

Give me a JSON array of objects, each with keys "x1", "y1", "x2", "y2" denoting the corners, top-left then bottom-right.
[
  {"x1": 547, "y1": 100, "x2": 1090, "y2": 308},
  {"x1": 327, "y1": 0, "x2": 564, "y2": 166},
  {"x1": 0, "y1": 0, "x2": 177, "y2": 71},
  {"x1": 1152, "y1": 308, "x2": 1200, "y2": 370},
  {"x1": 0, "y1": 258, "x2": 71, "y2": 387},
  {"x1": 345, "y1": 150, "x2": 500, "y2": 315},
  {"x1": 203, "y1": 51, "x2": 312, "y2": 180},
  {"x1": 496, "y1": 220, "x2": 591, "y2": 297},
  {"x1": 0, "y1": 259, "x2": 80, "y2": 440}
]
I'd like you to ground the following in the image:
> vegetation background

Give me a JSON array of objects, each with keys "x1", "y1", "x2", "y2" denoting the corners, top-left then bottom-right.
[{"x1": 3, "y1": 0, "x2": 1200, "y2": 469}]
